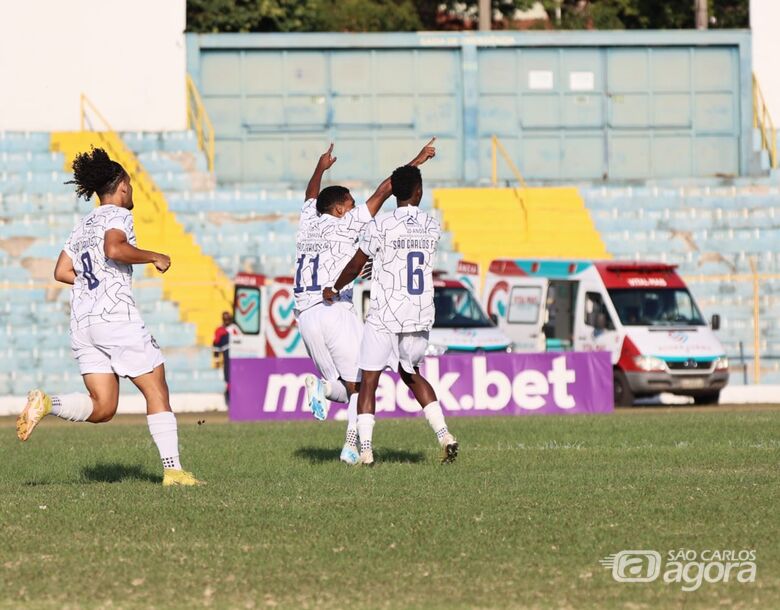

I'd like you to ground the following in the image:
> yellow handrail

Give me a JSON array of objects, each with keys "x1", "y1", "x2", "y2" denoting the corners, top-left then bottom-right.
[
  {"x1": 186, "y1": 74, "x2": 216, "y2": 174},
  {"x1": 753, "y1": 73, "x2": 777, "y2": 169},
  {"x1": 748, "y1": 257, "x2": 761, "y2": 384},
  {"x1": 490, "y1": 135, "x2": 529, "y2": 239},
  {"x1": 78, "y1": 93, "x2": 161, "y2": 215},
  {"x1": 80, "y1": 94, "x2": 115, "y2": 133},
  {"x1": 491, "y1": 134, "x2": 528, "y2": 188}
]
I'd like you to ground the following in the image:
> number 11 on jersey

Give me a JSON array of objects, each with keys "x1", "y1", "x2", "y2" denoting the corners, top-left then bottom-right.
[{"x1": 294, "y1": 254, "x2": 321, "y2": 294}]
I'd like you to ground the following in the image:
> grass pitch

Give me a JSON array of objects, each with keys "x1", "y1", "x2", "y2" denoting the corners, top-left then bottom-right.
[{"x1": 0, "y1": 407, "x2": 778, "y2": 609}]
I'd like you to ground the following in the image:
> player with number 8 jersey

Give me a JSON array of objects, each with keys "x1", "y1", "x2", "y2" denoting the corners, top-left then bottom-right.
[
  {"x1": 66, "y1": 204, "x2": 141, "y2": 328},
  {"x1": 15, "y1": 147, "x2": 202, "y2": 487}
]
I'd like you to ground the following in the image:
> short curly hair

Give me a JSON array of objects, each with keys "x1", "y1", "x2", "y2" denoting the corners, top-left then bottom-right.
[
  {"x1": 316, "y1": 185, "x2": 351, "y2": 214},
  {"x1": 390, "y1": 165, "x2": 422, "y2": 201}
]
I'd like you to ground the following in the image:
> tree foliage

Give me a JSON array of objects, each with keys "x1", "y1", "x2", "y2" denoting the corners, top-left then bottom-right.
[
  {"x1": 185, "y1": 0, "x2": 749, "y2": 33},
  {"x1": 187, "y1": 0, "x2": 421, "y2": 32},
  {"x1": 538, "y1": 0, "x2": 748, "y2": 30}
]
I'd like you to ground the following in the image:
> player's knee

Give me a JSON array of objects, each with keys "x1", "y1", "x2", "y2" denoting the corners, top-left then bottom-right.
[
  {"x1": 91, "y1": 397, "x2": 118, "y2": 423},
  {"x1": 398, "y1": 369, "x2": 415, "y2": 385}
]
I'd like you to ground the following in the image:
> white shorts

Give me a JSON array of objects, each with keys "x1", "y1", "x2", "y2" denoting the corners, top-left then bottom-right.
[
  {"x1": 296, "y1": 301, "x2": 362, "y2": 384},
  {"x1": 358, "y1": 324, "x2": 429, "y2": 374},
  {"x1": 71, "y1": 321, "x2": 165, "y2": 378}
]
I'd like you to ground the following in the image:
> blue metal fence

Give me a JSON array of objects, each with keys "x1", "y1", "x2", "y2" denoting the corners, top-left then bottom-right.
[{"x1": 186, "y1": 30, "x2": 753, "y2": 185}]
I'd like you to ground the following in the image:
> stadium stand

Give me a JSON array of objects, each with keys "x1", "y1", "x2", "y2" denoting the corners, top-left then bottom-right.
[
  {"x1": 0, "y1": 130, "x2": 461, "y2": 396},
  {"x1": 583, "y1": 183, "x2": 780, "y2": 383},
  {"x1": 3, "y1": 128, "x2": 780, "y2": 389},
  {"x1": 433, "y1": 186, "x2": 609, "y2": 268}
]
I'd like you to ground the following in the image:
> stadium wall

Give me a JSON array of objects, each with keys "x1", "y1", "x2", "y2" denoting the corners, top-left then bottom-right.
[
  {"x1": 751, "y1": 0, "x2": 780, "y2": 123},
  {"x1": 186, "y1": 30, "x2": 754, "y2": 185},
  {"x1": 0, "y1": 0, "x2": 187, "y2": 132}
]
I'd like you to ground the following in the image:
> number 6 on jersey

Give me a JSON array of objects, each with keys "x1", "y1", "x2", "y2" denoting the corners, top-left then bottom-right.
[{"x1": 406, "y1": 251, "x2": 424, "y2": 295}]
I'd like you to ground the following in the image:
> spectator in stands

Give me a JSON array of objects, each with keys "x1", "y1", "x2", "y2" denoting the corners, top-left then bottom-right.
[{"x1": 213, "y1": 312, "x2": 238, "y2": 403}]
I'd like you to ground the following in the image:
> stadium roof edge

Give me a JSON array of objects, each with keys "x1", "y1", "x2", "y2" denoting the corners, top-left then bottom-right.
[{"x1": 187, "y1": 29, "x2": 751, "y2": 51}]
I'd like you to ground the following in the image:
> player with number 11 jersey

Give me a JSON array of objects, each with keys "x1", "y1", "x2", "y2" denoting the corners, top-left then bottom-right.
[
  {"x1": 324, "y1": 164, "x2": 458, "y2": 467},
  {"x1": 293, "y1": 141, "x2": 436, "y2": 465}
]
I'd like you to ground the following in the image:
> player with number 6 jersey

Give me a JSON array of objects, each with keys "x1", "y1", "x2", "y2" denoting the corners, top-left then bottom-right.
[
  {"x1": 324, "y1": 165, "x2": 458, "y2": 466},
  {"x1": 294, "y1": 140, "x2": 436, "y2": 465},
  {"x1": 15, "y1": 147, "x2": 202, "y2": 487}
]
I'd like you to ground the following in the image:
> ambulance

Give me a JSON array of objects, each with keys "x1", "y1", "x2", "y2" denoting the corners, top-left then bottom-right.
[
  {"x1": 482, "y1": 259, "x2": 729, "y2": 405},
  {"x1": 230, "y1": 266, "x2": 512, "y2": 360}
]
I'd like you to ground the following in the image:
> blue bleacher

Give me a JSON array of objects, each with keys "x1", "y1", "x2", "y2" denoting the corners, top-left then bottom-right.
[
  {"x1": 4, "y1": 127, "x2": 779, "y2": 395},
  {"x1": 584, "y1": 183, "x2": 780, "y2": 359}
]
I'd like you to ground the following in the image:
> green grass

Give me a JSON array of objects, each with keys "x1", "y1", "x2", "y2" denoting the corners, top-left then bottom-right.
[{"x1": 1, "y1": 409, "x2": 778, "y2": 609}]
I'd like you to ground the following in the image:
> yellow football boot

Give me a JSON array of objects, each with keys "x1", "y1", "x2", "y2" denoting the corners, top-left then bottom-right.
[
  {"x1": 162, "y1": 469, "x2": 205, "y2": 487},
  {"x1": 17, "y1": 389, "x2": 52, "y2": 441}
]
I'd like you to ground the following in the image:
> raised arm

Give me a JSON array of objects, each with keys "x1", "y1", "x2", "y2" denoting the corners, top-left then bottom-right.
[
  {"x1": 305, "y1": 143, "x2": 337, "y2": 202},
  {"x1": 54, "y1": 250, "x2": 76, "y2": 285},
  {"x1": 104, "y1": 229, "x2": 171, "y2": 274},
  {"x1": 364, "y1": 137, "x2": 437, "y2": 217},
  {"x1": 323, "y1": 249, "x2": 369, "y2": 303}
]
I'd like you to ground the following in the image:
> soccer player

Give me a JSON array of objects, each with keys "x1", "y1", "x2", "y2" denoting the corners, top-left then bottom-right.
[
  {"x1": 15, "y1": 147, "x2": 202, "y2": 487},
  {"x1": 295, "y1": 140, "x2": 436, "y2": 465},
  {"x1": 323, "y1": 164, "x2": 458, "y2": 466}
]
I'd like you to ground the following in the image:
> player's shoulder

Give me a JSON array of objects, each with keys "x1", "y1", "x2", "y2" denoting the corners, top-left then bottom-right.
[
  {"x1": 96, "y1": 205, "x2": 132, "y2": 221},
  {"x1": 373, "y1": 209, "x2": 396, "y2": 226},
  {"x1": 301, "y1": 198, "x2": 318, "y2": 217},
  {"x1": 344, "y1": 202, "x2": 371, "y2": 222},
  {"x1": 418, "y1": 208, "x2": 440, "y2": 228}
]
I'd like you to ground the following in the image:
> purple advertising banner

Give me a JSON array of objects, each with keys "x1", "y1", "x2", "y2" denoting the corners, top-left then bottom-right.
[{"x1": 229, "y1": 352, "x2": 614, "y2": 421}]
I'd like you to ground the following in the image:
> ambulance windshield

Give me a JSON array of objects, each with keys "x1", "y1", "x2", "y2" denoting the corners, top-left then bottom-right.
[
  {"x1": 608, "y1": 288, "x2": 706, "y2": 326},
  {"x1": 434, "y1": 287, "x2": 493, "y2": 328}
]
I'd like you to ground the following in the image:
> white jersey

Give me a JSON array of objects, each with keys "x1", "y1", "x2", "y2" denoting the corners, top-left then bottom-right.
[
  {"x1": 360, "y1": 206, "x2": 440, "y2": 334},
  {"x1": 63, "y1": 205, "x2": 142, "y2": 330},
  {"x1": 294, "y1": 198, "x2": 372, "y2": 314}
]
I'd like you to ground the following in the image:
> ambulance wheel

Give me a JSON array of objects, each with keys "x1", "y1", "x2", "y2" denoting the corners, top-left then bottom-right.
[
  {"x1": 693, "y1": 392, "x2": 720, "y2": 406},
  {"x1": 613, "y1": 371, "x2": 635, "y2": 407}
]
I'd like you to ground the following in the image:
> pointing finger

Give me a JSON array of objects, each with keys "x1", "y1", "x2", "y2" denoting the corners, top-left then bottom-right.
[
  {"x1": 425, "y1": 136, "x2": 436, "y2": 147},
  {"x1": 327, "y1": 142, "x2": 334, "y2": 154}
]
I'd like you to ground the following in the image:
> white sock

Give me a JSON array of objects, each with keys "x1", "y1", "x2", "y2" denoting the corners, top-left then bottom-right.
[
  {"x1": 357, "y1": 413, "x2": 375, "y2": 453},
  {"x1": 324, "y1": 379, "x2": 348, "y2": 403},
  {"x1": 345, "y1": 393, "x2": 358, "y2": 448},
  {"x1": 147, "y1": 411, "x2": 182, "y2": 470},
  {"x1": 50, "y1": 394, "x2": 93, "y2": 422},
  {"x1": 423, "y1": 401, "x2": 449, "y2": 445}
]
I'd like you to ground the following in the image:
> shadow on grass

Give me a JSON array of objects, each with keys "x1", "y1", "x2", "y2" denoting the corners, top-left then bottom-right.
[
  {"x1": 294, "y1": 446, "x2": 425, "y2": 464},
  {"x1": 81, "y1": 463, "x2": 159, "y2": 484}
]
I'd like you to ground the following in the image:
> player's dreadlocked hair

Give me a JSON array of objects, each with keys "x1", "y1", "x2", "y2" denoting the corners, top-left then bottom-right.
[
  {"x1": 65, "y1": 147, "x2": 127, "y2": 200},
  {"x1": 316, "y1": 185, "x2": 351, "y2": 215},
  {"x1": 390, "y1": 165, "x2": 422, "y2": 201}
]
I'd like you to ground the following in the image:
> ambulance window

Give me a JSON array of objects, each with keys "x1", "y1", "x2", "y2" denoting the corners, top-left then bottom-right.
[
  {"x1": 234, "y1": 287, "x2": 261, "y2": 335},
  {"x1": 584, "y1": 292, "x2": 614, "y2": 330},
  {"x1": 507, "y1": 286, "x2": 542, "y2": 324}
]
